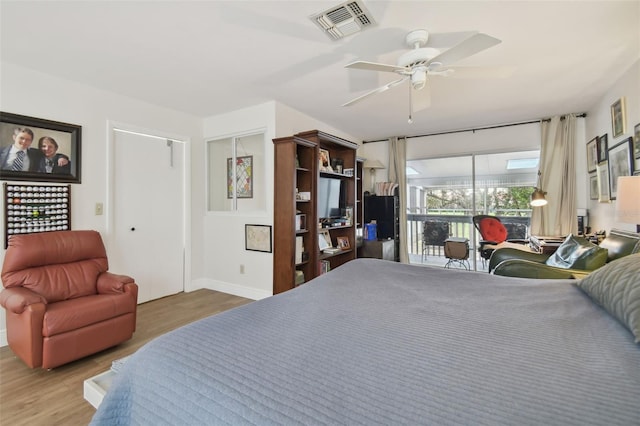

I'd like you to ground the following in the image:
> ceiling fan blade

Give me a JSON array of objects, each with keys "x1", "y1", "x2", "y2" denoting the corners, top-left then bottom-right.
[
  {"x1": 345, "y1": 60, "x2": 406, "y2": 74},
  {"x1": 342, "y1": 77, "x2": 407, "y2": 107},
  {"x1": 427, "y1": 33, "x2": 501, "y2": 67}
]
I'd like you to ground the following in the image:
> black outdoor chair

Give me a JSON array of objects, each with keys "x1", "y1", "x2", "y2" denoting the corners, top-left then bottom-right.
[{"x1": 422, "y1": 220, "x2": 451, "y2": 260}]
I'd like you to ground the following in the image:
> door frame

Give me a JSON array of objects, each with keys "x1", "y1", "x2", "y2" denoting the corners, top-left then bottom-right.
[{"x1": 106, "y1": 120, "x2": 191, "y2": 294}]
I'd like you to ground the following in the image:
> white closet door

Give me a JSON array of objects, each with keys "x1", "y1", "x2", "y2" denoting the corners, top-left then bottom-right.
[{"x1": 112, "y1": 130, "x2": 185, "y2": 303}]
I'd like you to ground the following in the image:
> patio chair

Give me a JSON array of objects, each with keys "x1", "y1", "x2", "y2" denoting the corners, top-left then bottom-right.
[
  {"x1": 422, "y1": 220, "x2": 451, "y2": 260},
  {"x1": 473, "y1": 215, "x2": 529, "y2": 267}
]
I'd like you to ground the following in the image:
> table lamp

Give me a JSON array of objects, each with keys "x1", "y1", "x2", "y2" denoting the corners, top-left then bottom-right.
[
  {"x1": 615, "y1": 175, "x2": 640, "y2": 233},
  {"x1": 363, "y1": 159, "x2": 385, "y2": 193}
]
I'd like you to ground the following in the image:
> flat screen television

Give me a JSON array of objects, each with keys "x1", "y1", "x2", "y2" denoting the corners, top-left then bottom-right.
[{"x1": 317, "y1": 177, "x2": 345, "y2": 219}]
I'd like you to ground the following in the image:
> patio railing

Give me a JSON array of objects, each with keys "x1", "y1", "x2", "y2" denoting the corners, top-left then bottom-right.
[{"x1": 406, "y1": 213, "x2": 531, "y2": 260}]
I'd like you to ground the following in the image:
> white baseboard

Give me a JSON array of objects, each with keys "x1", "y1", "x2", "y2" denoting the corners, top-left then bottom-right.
[
  {"x1": 0, "y1": 329, "x2": 7, "y2": 348},
  {"x1": 188, "y1": 278, "x2": 271, "y2": 301}
]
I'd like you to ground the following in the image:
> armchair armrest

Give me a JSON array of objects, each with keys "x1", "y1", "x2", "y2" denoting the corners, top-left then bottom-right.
[
  {"x1": 492, "y1": 259, "x2": 581, "y2": 279},
  {"x1": 97, "y1": 272, "x2": 135, "y2": 294},
  {"x1": 0, "y1": 287, "x2": 47, "y2": 314},
  {"x1": 0, "y1": 288, "x2": 46, "y2": 368},
  {"x1": 488, "y1": 247, "x2": 551, "y2": 272}
]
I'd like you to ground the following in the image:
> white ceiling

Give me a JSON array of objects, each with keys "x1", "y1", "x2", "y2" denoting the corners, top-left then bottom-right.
[{"x1": 1, "y1": 1, "x2": 639, "y2": 142}]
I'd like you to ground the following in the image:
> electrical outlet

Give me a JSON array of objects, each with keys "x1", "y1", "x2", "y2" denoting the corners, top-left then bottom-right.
[
  {"x1": 240, "y1": 264, "x2": 245, "y2": 274},
  {"x1": 95, "y1": 203, "x2": 103, "y2": 215}
]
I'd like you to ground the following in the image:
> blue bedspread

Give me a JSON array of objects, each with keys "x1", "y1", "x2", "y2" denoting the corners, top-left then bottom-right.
[{"x1": 91, "y1": 258, "x2": 640, "y2": 425}]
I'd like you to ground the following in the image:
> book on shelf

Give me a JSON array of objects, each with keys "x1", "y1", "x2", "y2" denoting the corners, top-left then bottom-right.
[
  {"x1": 295, "y1": 236, "x2": 304, "y2": 264},
  {"x1": 322, "y1": 247, "x2": 341, "y2": 254},
  {"x1": 318, "y1": 260, "x2": 331, "y2": 275}
]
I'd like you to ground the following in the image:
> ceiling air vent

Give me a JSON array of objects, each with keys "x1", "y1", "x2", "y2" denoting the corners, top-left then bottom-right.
[{"x1": 310, "y1": 0, "x2": 376, "y2": 41}]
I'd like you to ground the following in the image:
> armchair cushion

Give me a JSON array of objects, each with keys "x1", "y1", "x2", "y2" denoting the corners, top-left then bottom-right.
[
  {"x1": 43, "y1": 293, "x2": 136, "y2": 336},
  {"x1": 545, "y1": 234, "x2": 608, "y2": 270},
  {"x1": 576, "y1": 253, "x2": 640, "y2": 343},
  {"x1": 2, "y1": 230, "x2": 108, "y2": 302},
  {"x1": 479, "y1": 218, "x2": 507, "y2": 243}
]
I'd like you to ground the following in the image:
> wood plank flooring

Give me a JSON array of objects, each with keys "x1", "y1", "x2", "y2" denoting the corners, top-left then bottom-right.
[{"x1": 0, "y1": 289, "x2": 252, "y2": 426}]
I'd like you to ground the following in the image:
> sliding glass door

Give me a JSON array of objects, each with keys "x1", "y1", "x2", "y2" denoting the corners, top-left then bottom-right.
[{"x1": 407, "y1": 150, "x2": 539, "y2": 270}]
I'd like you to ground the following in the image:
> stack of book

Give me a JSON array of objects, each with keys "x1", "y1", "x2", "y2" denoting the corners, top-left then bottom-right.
[{"x1": 319, "y1": 260, "x2": 331, "y2": 275}]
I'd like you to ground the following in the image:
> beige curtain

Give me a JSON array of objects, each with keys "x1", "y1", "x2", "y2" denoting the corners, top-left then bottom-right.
[
  {"x1": 388, "y1": 136, "x2": 409, "y2": 263},
  {"x1": 530, "y1": 114, "x2": 577, "y2": 236}
]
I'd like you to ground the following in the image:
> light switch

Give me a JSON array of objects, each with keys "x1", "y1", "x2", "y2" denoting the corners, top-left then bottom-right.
[{"x1": 95, "y1": 203, "x2": 104, "y2": 215}]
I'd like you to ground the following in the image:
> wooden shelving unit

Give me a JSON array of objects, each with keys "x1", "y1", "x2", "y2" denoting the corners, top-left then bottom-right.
[{"x1": 272, "y1": 130, "x2": 359, "y2": 294}]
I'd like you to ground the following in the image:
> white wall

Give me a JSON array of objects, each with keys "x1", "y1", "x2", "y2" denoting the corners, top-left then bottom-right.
[
  {"x1": 0, "y1": 62, "x2": 202, "y2": 346},
  {"x1": 195, "y1": 101, "x2": 360, "y2": 300},
  {"x1": 585, "y1": 59, "x2": 640, "y2": 233}
]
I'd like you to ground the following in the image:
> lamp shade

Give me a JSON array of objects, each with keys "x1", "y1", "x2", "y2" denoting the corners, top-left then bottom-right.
[
  {"x1": 615, "y1": 176, "x2": 640, "y2": 224},
  {"x1": 363, "y1": 159, "x2": 385, "y2": 169},
  {"x1": 530, "y1": 189, "x2": 547, "y2": 206}
]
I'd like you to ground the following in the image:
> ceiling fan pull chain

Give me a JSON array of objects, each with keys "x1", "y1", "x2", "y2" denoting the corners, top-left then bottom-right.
[{"x1": 408, "y1": 82, "x2": 413, "y2": 124}]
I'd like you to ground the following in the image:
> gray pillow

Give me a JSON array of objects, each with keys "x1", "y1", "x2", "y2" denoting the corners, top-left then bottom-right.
[
  {"x1": 545, "y1": 234, "x2": 607, "y2": 270},
  {"x1": 576, "y1": 253, "x2": 640, "y2": 343}
]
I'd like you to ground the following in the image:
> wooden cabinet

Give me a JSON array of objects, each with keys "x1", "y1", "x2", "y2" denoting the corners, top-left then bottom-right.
[{"x1": 273, "y1": 130, "x2": 359, "y2": 294}]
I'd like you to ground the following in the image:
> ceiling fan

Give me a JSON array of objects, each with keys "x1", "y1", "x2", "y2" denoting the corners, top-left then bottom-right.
[{"x1": 342, "y1": 29, "x2": 501, "y2": 122}]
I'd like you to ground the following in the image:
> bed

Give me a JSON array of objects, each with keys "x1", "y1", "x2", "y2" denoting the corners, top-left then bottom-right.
[{"x1": 90, "y1": 257, "x2": 640, "y2": 425}]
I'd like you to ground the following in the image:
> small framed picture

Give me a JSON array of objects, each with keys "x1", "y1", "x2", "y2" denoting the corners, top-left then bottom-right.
[
  {"x1": 589, "y1": 175, "x2": 598, "y2": 200},
  {"x1": 607, "y1": 137, "x2": 634, "y2": 200},
  {"x1": 318, "y1": 229, "x2": 332, "y2": 250},
  {"x1": 597, "y1": 134, "x2": 608, "y2": 163},
  {"x1": 586, "y1": 137, "x2": 598, "y2": 173},
  {"x1": 634, "y1": 123, "x2": 640, "y2": 159},
  {"x1": 319, "y1": 148, "x2": 333, "y2": 172},
  {"x1": 336, "y1": 236, "x2": 351, "y2": 250},
  {"x1": 245, "y1": 224, "x2": 272, "y2": 253},
  {"x1": 610, "y1": 97, "x2": 626, "y2": 138},
  {"x1": 597, "y1": 161, "x2": 610, "y2": 203},
  {"x1": 0, "y1": 111, "x2": 81, "y2": 183}
]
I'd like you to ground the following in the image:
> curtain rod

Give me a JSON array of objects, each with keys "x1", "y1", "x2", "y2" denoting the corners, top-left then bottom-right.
[{"x1": 362, "y1": 113, "x2": 587, "y2": 144}]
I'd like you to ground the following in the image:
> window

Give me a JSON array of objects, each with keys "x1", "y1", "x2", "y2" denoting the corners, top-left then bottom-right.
[{"x1": 207, "y1": 132, "x2": 265, "y2": 212}]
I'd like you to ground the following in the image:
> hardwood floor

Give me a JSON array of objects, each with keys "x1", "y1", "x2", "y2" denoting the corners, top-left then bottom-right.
[{"x1": 0, "y1": 289, "x2": 252, "y2": 426}]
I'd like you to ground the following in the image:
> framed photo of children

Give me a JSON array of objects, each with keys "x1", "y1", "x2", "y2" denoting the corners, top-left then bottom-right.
[{"x1": 0, "y1": 112, "x2": 81, "y2": 183}]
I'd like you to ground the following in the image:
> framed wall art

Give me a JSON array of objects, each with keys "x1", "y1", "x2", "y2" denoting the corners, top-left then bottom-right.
[
  {"x1": 589, "y1": 175, "x2": 598, "y2": 200},
  {"x1": 610, "y1": 97, "x2": 626, "y2": 138},
  {"x1": 0, "y1": 112, "x2": 81, "y2": 183},
  {"x1": 597, "y1": 161, "x2": 610, "y2": 203},
  {"x1": 4, "y1": 182, "x2": 71, "y2": 248},
  {"x1": 586, "y1": 136, "x2": 598, "y2": 173},
  {"x1": 607, "y1": 137, "x2": 634, "y2": 200},
  {"x1": 245, "y1": 224, "x2": 271, "y2": 253},
  {"x1": 597, "y1": 134, "x2": 608, "y2": 163},
  {"x1": 227, "y1": 155, "x2": 253, "y2": 199},
  {"x1": 634, "y1": 123, "x2": 640, "y2": 159}
]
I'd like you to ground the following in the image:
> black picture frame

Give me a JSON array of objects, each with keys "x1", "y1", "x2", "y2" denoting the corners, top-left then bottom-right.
[
  {"x1": 586, "y1": 136, "x2": 598, "y2": 173},
  {"x1": 607, "y1": 137, "x2": 634, "y2": 200},
  {"x1": 596, "y1": 134, "x2": 608, "y2": 163},
  {"x1": 245, "y1": 224, "x2": 272, "y2": 253},
  {"x1": 0, "y1": 112, "x2": 81, "y2": 183}
]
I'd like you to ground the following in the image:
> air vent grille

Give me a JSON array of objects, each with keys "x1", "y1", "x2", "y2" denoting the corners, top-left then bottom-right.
[{"x1": 310, "y1": 0, "x2": 376, "y2": 41}]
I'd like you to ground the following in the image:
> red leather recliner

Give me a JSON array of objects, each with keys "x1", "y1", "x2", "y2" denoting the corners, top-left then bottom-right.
[{"x1": 0, "y1": 230, "x2": 138, "y2": 369}]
